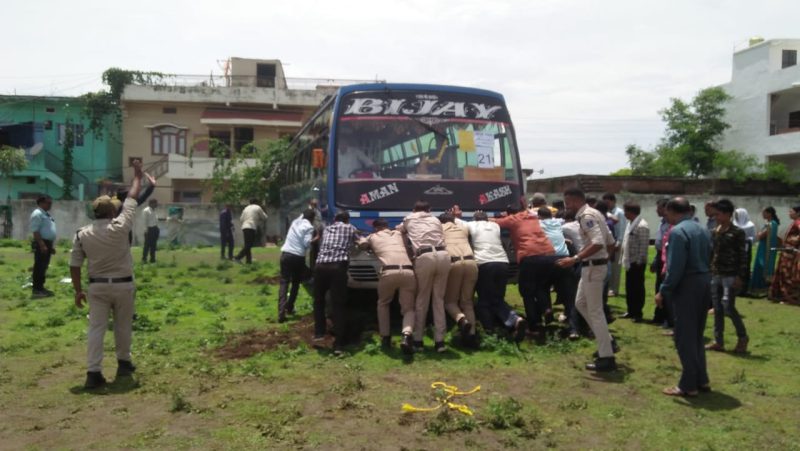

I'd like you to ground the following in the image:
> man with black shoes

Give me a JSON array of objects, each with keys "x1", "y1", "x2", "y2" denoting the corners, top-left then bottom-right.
[
  {"x1": 313, "y1": 210, "x2": 361, "y2": 356},
  {"x1": 621, "y1": 200, "x2": 650, "y2": 322},
  {"x1": 278, "y1": 209, "x2": 316, "y2": 322},
  {"x1": 558, "y1": 188, "x2": 618, "y2": 372},
  {"x1": 70, "y1": 164, "x2": 144, "y2": 389}
]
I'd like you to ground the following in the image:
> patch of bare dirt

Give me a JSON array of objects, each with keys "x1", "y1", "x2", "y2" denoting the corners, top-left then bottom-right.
[
  {"x1": 250, "y1": 275, "x2": 281, "y2": 284},
  {"x1": 214, "y1": 315, "x2": 333, "y2": 359}
]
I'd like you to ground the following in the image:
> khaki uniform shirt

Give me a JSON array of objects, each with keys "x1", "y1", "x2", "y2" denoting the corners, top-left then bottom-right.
[
  {"x1": 442, "y1": 222, "x2": 473, "y2": 259},
  {"x1": 70, "y1": 198, "x2": 137, "y2": 278},
  {"x1": 576, "y1": 204, "x2": 613, "y2": 260},
  {"x1": 360, "y1": 229, "x2": 413, "y2": 268},
  {"x1": 397, "y1": 211, "x2": 445, "y2": 253}
]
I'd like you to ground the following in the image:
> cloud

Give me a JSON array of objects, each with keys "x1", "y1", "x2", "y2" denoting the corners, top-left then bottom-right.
[{"x1": 3, "y1": 0, "x2": 799, "y2": 175}]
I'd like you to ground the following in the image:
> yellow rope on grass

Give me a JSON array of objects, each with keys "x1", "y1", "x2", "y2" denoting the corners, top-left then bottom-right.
[{"x1": 402, "y1": 382, "x2": 481, "y2": 416}]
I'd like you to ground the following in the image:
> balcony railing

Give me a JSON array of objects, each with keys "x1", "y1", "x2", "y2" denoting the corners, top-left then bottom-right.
[{"x1": 138, "y1": 74, "x2": 383, "y2": 91}]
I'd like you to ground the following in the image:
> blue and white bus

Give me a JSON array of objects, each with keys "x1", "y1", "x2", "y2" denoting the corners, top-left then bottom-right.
[{"x1": 280, "y1": 83, "x2": 525, "y2": 288}]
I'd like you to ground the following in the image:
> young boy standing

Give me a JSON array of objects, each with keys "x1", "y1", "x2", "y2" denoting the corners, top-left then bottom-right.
[{"x1": 707, "y1": 199, "x2": 749, "y2": 353}]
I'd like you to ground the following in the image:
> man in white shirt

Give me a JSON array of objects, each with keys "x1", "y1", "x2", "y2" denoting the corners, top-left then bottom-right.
[
  {"x1": 603, "y1": 193, "x2": 626, "y2": 297},
  {"x1": 278, "y1": 209, "x2": 316, "y2": 322},
  {"x1": 620, "y1": 200, "x2": 650, "y2": 322},
  {"x1": 458, "y1": 209, "x2": 527, "y2": 342},
  {"x1": 338, "y1": 145, "x2": 377, "y2": 178},
  {"x1": 141, "y1": 199, "x2": 159, "y2": 264},
  {"x1": 235, "y1": 199, "x2": 268, "y2": 264}
]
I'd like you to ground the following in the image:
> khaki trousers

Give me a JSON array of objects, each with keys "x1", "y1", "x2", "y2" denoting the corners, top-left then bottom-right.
[
  {"x1": 444, "y1": 260, "x2": 478, "y2": 334},
  {"x1": 87, "y1": 281, "x2": 136, "y2": 372},
  {"x1": 575, "y1": 265, "x2": 614, "y2": 358},
  {"x1": 413, "y1": 250, "x2": 451, "y2": 342},
  {"x1": 377, "y1": 269, "x2": 416, "y2": 337}
]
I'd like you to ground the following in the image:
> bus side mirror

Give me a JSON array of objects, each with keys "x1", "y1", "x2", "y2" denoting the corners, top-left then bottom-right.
[{"x1": 312, "y1": 148, "x2": 326, "y2": 169}]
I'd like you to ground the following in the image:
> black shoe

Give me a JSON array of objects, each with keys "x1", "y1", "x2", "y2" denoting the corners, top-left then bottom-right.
[
  {"x1": 466, "y1": 334, "x2": 480, "y2": 349},
  {"x1": 31, "y1": 290, "x2": 50, "y2": 299},
  {"x1": 332, "y1": 346, "x2": 344, "y2": 357},
  {"x1": 401, "y1": 334, "x2": 414, "y2": 355},
  {"x1": 585, "y1": 357, "x2": 617, "y2": 372},
  {"x1": 544, "y1": 309, "x2": 555, "y2": 325},
  {"x1": 277, "y1": 314, "x2": 286, "y2": 323},
  {"x1": 84, "y1": 371, "x2": 107, "y2": 389},
  {"x1": 413, "y1": 340, "x2": 424, "y2": 352},
  {"x1": 621, "y1": 313, "x2": 633, "y2": 319},
  {"x1": 116, "y1": 360, "x2": 136, "y2": 378},
  {"x1": 593, "y1": 339, "x2": 620, "y2": 358},
  {"x1": 381, "y1": 336, "x2": 391, "y2": 349},
  {"x1": 632, "y1": 316, "x2": 644, "y2": 323},
  {"x1": 457, "y1": 317, "x2": 471, "y2": 338},
  {"x1": 434, "y1": 341, "x2": 446, "y2": 353},
  {"x1": 513, "y1": 318, "x2": 528, "y2": 343}
]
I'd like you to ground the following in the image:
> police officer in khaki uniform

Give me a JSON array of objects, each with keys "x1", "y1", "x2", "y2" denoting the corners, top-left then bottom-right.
[
  {"x1": 70, "y1": 166, "x2": 144, "y2": 389},
  {"x1": 398, "y1": 201, "x2": 451, "y2": 353},
  {"x1": 359, "y1": 218, "x2": 417, "y2": 354},
  {"x1": 558, "y1": 187, "x2": 618, "y2": 372},
  {"x1": 440, "y1": 212, "x2": 479, "y2": 348}
]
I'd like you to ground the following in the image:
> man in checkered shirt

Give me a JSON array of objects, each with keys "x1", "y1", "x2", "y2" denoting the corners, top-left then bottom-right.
[
  {"x1": 313, "y1": 210, "x2": 361, "y2": 355},
  {"x1": 620, "y1": 200, "x2": 650, "y2": 322}
]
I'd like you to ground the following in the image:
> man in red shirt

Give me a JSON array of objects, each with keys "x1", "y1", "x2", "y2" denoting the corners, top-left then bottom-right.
[{"x1": 493, "y1": 199, "x2": 557, "y2": 336}]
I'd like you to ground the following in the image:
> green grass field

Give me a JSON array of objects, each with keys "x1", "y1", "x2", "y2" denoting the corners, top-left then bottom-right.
[{"x1": 1, "y1": 241, "x2": 799, "y2": 450}]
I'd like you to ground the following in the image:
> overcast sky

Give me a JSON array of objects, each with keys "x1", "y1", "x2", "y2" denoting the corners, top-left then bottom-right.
[{"x1": 3, "y1": 0, "x2": 799, "y2": 177}]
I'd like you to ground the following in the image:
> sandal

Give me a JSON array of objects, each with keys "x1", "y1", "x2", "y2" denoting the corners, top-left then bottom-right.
[{"x1": 662, "y1": 386, "x2": 698, "y2": 397}]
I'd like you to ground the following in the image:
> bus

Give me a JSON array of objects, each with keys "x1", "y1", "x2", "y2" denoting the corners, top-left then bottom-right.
[{"x1": 280, "y1": 83, "x2": 525, "y2": 288}]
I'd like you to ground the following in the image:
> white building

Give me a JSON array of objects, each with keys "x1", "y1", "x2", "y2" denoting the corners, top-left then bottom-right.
[{"x1": 720, "y1": 38, "x2": 800, "y2": 174}]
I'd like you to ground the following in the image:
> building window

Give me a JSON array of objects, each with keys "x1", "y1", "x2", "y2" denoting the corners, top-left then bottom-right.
[
  {"x1": 174, "y1": 191, "x2": 202, "y2": 203},
  {"x1": 26, "y1": 176, "x2": 36, "y2": 184},
  {"x1": 57, "y1": 123, "x2": 84, "y2": 147},
  {"x1": 789, "y1": 111, "x2": 800, "y2": 129},
  {"x1": 151, "y1": 125, "x2": 187, "y2": 155},
  {"x1": 45, "y1": 107, "x2": 55, "y2": 113},
  {"x1": 234, "y1": 127, "x2": 254, "y2": 152},
  {"x1": 782, "y1": 50, "x2": 797, "y2": 69},
  {"x1": 256, "y1": 64, "x2": 276, "y2": 87},
  {"x1": 163, "y1": 107, "x2": 177, "y2": 114},
  {"x1": 209, "y1": 130, "x2": 232, "y2": 157}
]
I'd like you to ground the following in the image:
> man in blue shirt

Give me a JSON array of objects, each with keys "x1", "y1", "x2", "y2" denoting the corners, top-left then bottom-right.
[
  {"x1": 278, "y1": 209, "x2": 316, "y2": 322},
  {"x1": 656, "y1": 197, "x2": 712, "y2": 397},
  {"x1": 30, "y1": 195, "x2": 57, "y2": 298}
]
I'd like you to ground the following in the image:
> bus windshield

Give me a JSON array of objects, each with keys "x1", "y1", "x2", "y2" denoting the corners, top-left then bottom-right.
[{"x1": 334, "y1": 90, "x2": 523, "y2": 211}]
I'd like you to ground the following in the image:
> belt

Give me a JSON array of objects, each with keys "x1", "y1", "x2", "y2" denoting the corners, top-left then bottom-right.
[
  {"x1": 451, "y1": 255, "x2": 475, "y2": 262},
  {"x1": 581, "y1": 259, "x2": 608, "y2": 267},
  {"x1": 416, "y1": 246, "x2": 445, "y2": 256},
  {"x1": 89, "y1": 276, "x2": 134, "y2": 284},
  {"x1": 382, "y1": 265, "x2": 414, "y2": 272}
]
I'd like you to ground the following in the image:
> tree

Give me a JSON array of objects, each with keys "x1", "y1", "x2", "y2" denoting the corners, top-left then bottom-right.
[
  {"x1": 62, "y1": 125, "x2": 75, "y2": 200},
  {"x1": 202, "y1": 137, "x2": 293, "y2": 207},
  {"x1": 0, "y1": 145, "x2": 28, "y2": 203},
  {"x1": 82, "y1": 68, "x2": 170, "y2": 141},
  {"x1": 627, "y1": 87, "x2": 730, "y2": 177},
  {"x1": 713, "y1": 150, "x2": 792, "y2": 183}
]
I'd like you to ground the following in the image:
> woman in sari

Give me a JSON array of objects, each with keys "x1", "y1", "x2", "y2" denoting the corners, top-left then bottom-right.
[
  {"x1": 770, "y1": 205, "x2": 800, "y2": 305},
  {"x1": 750, "y1": 206, "x2": 780, "y2": 295}
]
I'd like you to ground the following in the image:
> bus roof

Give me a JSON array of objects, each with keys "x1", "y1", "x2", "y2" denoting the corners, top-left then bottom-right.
[{"x1": 336, "y1": 83, "x2": 507, "y2": 102}]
